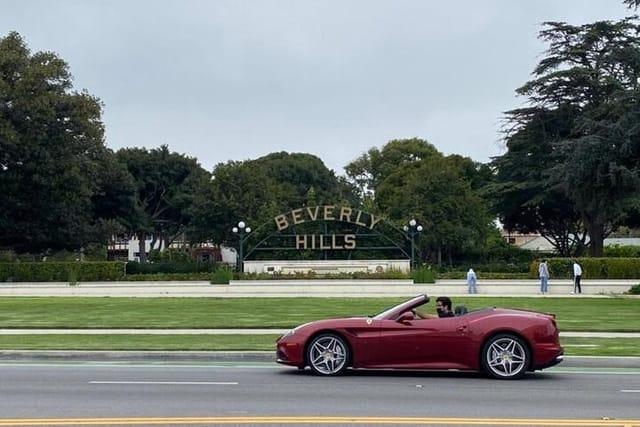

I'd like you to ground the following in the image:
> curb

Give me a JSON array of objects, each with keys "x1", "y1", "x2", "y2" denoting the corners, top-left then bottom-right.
[{"x1": 0, "y1": 351, "x2": 638, "y2": 368}]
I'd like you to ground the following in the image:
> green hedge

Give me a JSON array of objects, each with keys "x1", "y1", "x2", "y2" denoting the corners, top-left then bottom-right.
[
  {"x1": 530, "y1": 258, "x2": 640, "y2": 279},
  {"x1": 0, "y1": 262, "x2": 126, "y2": 282}
]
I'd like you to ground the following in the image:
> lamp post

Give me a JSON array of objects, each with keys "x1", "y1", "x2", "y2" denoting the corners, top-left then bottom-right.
[
  {"x1": 232, "y1": 221, "x2": 251, "y2": 273},
  {"x1": 403, "y1": 219, "x2": 423, "y2": 270}
]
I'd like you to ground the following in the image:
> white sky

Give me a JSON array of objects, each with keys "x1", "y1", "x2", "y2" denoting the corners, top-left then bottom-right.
[{"x1": 1, "y1": 0, "x2": 633, "y2": 174}]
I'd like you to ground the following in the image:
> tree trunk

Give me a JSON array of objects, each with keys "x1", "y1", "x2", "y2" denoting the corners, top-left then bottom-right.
[
  {"x1": 586, "y1": 221, "x2": 605, "y2": 257},
  {"x1": 138, "y1": 233, "x2": 147, "y2": 263}
]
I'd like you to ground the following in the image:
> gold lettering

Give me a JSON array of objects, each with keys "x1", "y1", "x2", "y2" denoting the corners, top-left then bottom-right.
[
  {"x1": 319, "y1": 234, "x2": 331, "y2": 249},
  {"x1": 311, "y1": 234, "x2": 316, "y2": 249},
  {"x1": 369, "y1": 214, "x2": 383, "y2": 230},
  {"x1": 343, "y1": 234, "x2": 356, "y2": 249},
  {"x1": 295, "y1": 235, "x2": 307, "y2": 250},
  {"x1": 275, "y1": 214, "x2": 289, "y2": 231},
  {"x1": 275, "y1": 206, "x2": 382, "y2": 233},
  {"x1": 323, "y1": 205, "x2": 335, "y2": 221},
  {"x1": 291, "y1": 208, "x2": 304, "y2": 225},
  {"x1": 306, "y1": 206, "x2": 320, "y2": 221},
  {"x1": 340, "y1": 207, "x2": 352, "y2": 222},
  {"x1": 331, "y1": 234, "x2": 339, "y2": 249}
]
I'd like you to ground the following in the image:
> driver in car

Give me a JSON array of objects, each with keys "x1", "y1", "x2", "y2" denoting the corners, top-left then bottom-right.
[{"x1": 414, "y1": 296, "x2": 455, "y2": 319}]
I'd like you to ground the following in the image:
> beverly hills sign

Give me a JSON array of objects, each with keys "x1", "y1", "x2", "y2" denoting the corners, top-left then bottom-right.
[
  {"x1": 273, "y1": 205, "x2": 384, "y2": 250},
  {"x1": 241, "y1": 205, "x2": 410, "y2": 274}
]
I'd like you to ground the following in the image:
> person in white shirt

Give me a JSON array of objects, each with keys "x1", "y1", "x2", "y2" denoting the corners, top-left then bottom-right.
[{"x1": 572, "y1": 260, "x2": 582, "y2": 294}]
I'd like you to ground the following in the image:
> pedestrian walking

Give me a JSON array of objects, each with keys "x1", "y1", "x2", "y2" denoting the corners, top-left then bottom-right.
[
  {"x1": 572, "y1": 260, "x2": 582, "y2": 294},
  {"x1": 538, "y1": 259, "x2": 550, "y2": 295},
  {"x1": 466, "y1": 268, "x2": 478, "y2": 294}
]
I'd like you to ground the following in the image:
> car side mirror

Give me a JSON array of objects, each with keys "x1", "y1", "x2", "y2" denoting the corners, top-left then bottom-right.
[{"x1": 397, "y1": 311, "x2": 415, "y2": 323}]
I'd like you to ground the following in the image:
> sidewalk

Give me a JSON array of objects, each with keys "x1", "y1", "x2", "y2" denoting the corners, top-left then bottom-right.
[{"x1": 0, "y1": 279, "x2": 637, "y2": 297}]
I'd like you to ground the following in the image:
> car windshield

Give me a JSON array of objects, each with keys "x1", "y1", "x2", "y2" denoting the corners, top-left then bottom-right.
[{"x1": 372, "y1": 295, "x2": 427, "y2": 320}]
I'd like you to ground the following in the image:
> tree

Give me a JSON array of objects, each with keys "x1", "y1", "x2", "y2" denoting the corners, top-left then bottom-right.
[
  {"x1": 346, "y1": 139, "x2": 494, "y2": 265},
  {"x1": 344, "y1": 138, "x2": 440, "y2": 200},
  {"x1": 188, "y1": 152, "x2": 357, "y2": 250},
  {"x1": 116, "y1": 145, "x2": 210, "y2": 262},
  {"x1": 0, "y1": 32, "x2": 130, "y2": 253},
  {"x1": 491, "y1": 106, "x2": 587, "y2": 256},
  {"x1": 375, "y1": 155, "x2": 493, "y2": 265},
  {"x1": 503, "y1": 18, "x2": 640, "y2": 256},
  {"x1": 624, "y1": 0, "x2": 640, "y2": 9}
]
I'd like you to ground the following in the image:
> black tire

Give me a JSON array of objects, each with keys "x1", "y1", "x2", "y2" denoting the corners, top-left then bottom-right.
[
  {"x1": 306, "y1": 333, "x2": 349, "y2": 376},
  {"x1": 481, "y1": 333, "x2": 530, "y2": 380}
]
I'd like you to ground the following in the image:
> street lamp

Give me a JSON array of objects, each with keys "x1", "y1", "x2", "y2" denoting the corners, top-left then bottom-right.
[
  {"x1": 232, "y1": 221, "x2": 251, "y2": 273},
  {"x1": 403, "y1": 219, "x2": 423, "y2": 270}
]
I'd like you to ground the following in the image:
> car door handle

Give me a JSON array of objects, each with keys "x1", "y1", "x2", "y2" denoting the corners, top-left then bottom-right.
[{"x1": 457, "y1": 325, "x2": 468, "y2": 333}]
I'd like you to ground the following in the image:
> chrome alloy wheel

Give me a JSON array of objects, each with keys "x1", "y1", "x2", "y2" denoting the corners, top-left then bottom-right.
[
  {"x1": 483, "y1": 335, "x2": 529, "y2": 379},
  {"x1": 307, "y1": 334, "x2": 348, "y2": 375}
]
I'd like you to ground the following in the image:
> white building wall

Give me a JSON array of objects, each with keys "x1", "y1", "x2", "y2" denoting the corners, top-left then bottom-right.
[
  {"x1": 127, "y1": 237, "x2": 165, "y2": 261},
  {"x1": 243, "y1": 259, "x2": 410, "y2": 275}
]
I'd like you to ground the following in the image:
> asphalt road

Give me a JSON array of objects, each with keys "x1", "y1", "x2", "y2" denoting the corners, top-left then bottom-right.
[{"x1": 0, "y1": 361, "x2": 638, "y2": 426}]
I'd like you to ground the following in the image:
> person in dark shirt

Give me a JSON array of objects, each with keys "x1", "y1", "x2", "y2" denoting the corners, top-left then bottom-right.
[{"x1": 414, "y1": 296, "x2": 455, "y2": 319}]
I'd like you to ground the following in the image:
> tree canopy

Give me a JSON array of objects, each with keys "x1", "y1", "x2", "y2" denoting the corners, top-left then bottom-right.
[
  {"x1": 0, "y1": 32, "x2": 132, "y2": 253},
  {"x1": 115, "y1": 145, "x2": 210, "y2": 262},
  {"x1": 495, "y1": 18, "x2": 640, "y2": 256}
]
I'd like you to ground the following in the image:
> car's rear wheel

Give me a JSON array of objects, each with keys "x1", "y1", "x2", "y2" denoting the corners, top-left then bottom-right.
[
  {"x1": 481, "y1": 333, "x2": 530, "y2": 380},
  {"x1": 306, "y1": 333, "x2": 349, "y2": 376}
]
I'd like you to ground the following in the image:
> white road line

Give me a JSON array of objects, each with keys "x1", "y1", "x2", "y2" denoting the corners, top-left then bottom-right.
[
  {"x1": 89, "y1": 381, "x2": 238, "y2": 385},
  {"x1": 620, "y1": 389, "x2": 640, "y2": 392}
]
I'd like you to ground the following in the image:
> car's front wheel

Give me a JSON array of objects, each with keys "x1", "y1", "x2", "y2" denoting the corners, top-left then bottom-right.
[
  {"x1": 306, "y1": 333, "x2": 349, "y2": 376},
  {"x1": 481, "y1": 333, "x2": 530, "y2": 380}
]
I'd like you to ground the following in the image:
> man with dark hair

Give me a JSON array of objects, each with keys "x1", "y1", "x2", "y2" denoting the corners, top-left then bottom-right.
[{"x1": 414, "y1": 296, "x2": 455, "y2": 319}]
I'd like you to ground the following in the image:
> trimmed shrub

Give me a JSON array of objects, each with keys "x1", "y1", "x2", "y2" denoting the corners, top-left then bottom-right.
[
  {"x1": 412, "y1": 267, "x2": 436, "y2": 284},
  {"x1": 530, "y1": 257, "x2": 640, "y2": 279},
  {"x1": 628, "y1": 284, "x2": 640, "y2": 295},
  {"x1": 604, "y1": 245, "x2": 640, "y2": 258},
  {"x1": 0, "y1": 262, "x2": 126, "y2": 282},
  {"x1": 210, "y1": 269, "x2": 234, "y2": 284}
]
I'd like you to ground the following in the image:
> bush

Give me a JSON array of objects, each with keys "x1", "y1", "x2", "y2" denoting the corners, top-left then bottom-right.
[
  {"x1": 530, "y1": 257, "x2": 640, "y2": 279},
  {"x1": 604, "y1": 245, "x2": 640, "y2": 258},
  {"x1": 125, "y1": 259, "x2": 217, "y2": 275},
  {"x1": 210, "y1": 269, "x2": 234, "y2": 284},
  {"x1": 0, "y1": 262, "x2": 126, "y2": 282},
  {"x1": 412, "y1": 267, "x2": 435, "y2": 284},
  {"x1": 628, "y1": 284, "x2": 640, "y2": 295}
]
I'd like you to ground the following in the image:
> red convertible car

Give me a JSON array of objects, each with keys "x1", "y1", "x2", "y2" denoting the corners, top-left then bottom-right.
[{"x1": 276, "y1": 294, "x2": 563, "y2": 379}]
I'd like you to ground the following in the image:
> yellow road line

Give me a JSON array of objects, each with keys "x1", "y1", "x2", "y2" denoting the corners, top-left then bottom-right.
[{"x1": 0, "y1": 417, "x2": 638, "y2": 426}]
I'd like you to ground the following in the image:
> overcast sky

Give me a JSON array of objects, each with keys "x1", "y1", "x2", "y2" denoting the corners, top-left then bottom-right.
[{"x1": 1, "y1": 0, "x2": 633, "y2": 174}]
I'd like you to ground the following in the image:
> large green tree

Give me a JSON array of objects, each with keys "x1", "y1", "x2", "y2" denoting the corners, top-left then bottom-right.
[
  {"x1": 491, "y1": 106, "x2": 587, "y2": 256},
  {"x1": 344, "y1": 138, "x2": 441, "y2": 202},
  {"x1": 0, "y1": 32, "x2": 132, "y2": 253},
  {"x1": 346, "y1": 139, "x2": 494, "y2": 265},
  {"x1": 375, "y1": 155, "x2": 493, "y2": 265},
  {"x1": 501, "y1": 18, "x2": 640, "y2": 256},
  {"x1": 115, "y1": 145, "x2": 210, "y2": 262},
  {"x1": 188, "y1": 152, "x2": 357, "y2": 250}
]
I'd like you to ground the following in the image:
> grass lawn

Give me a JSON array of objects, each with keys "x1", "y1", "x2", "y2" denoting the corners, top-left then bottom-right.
[
  {"x1": 0, "y1": 296, "x2": 637, "y2": 331},
  {"x1": 0, "y1": 296, "x2": 637, "y2": 356}
]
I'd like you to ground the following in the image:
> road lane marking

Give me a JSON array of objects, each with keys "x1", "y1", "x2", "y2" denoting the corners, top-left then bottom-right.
[
  {"x1": 621, "y1": 389, "x2": 640, "y2": 392},
  {"x1": 89, "y1": 381, "x2": 238, "y2": 385},
  {"x1": 0, "y1": 417, "x2": 639, "y2": 426}
]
